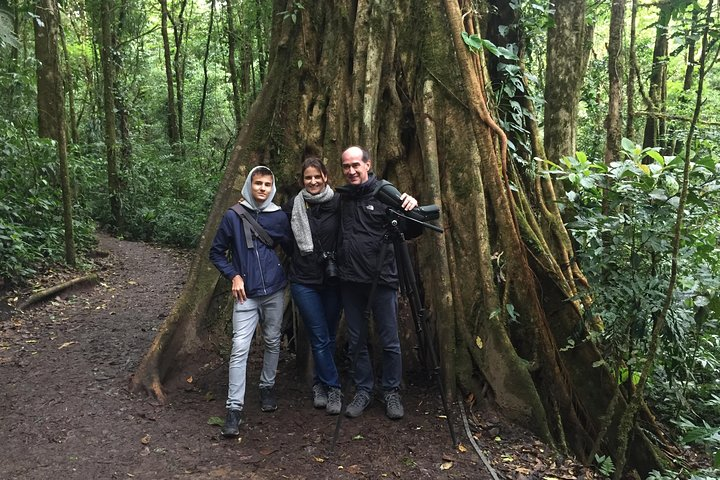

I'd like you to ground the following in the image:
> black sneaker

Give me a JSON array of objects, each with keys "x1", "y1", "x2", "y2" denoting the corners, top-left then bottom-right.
[
  {"x1": 221, "y1": 409, "x2": 242, "y2": 437},
  {"x1": 344, "y1": 390, "x2": 371, "y2": 418},
  {"x1": 260, "y1": 386, "x2": 277, "y2": 412},
  {"x1": 312, "y1": 383, "x2": 328, "y2": 409},
  {"x1": 382, "y1": 390, "x2": 404, "y2": 420},
  {"x1": 326, "y1": 387, "x2": 342, "y2": 415}
]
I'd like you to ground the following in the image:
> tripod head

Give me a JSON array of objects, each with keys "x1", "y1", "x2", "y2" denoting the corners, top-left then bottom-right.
[{"x1": 373, "y1": 180, "x2": 443, "y2": 233}]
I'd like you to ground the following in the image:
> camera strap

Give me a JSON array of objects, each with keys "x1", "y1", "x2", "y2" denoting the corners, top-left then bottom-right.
[{"x1": 230, "y1": 204, "x2": 274, "y2": 249}]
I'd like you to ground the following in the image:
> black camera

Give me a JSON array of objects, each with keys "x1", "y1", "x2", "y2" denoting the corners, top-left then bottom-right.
[{"x1": 322, "y1": 251, "x2": 339, "y2": 279}]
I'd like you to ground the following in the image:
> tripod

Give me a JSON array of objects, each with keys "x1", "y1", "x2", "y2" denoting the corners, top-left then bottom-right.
[{"x1": 330, "y1": 208, "x2": 458, "y2": 454}]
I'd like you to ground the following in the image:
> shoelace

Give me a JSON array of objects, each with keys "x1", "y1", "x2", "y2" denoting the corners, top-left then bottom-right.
[{"x1": 385, "y1": 393, "x2": 401, "y2": 409}]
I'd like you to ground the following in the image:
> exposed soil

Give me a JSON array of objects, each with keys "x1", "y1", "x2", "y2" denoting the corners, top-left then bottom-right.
[{"x1": 0, "y1": 234, "x2": 595, "y2": 480}]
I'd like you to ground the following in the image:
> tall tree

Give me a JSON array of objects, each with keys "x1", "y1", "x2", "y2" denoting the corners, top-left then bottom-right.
[
  {"x1": 132, "y1": 1, "x2": 666, "y2": 476},
  {"x1": 225, "y1": 0, "x2": 243, "y2": 131},
  {"x1": 604, "y1": 0, "x2": 626, "y2": 168},
  {"x1": 196, "y1": 0, "x2": 215, "y2": 143},
  {"x1": 543, "y1": 0, "x2": 591, "y2": 162},
  {"x1": 159, "y1": 0, "x2": 180, "y2": 148},
  {"x1": 33, "y1": 0, "x2": 75, "y2": 265},
  {"x1": 97, "y1": 0, "x2": 122, "y2": 228},
  {"x1": 642, "y1": 0, "x2": 673, "y2": 149},
  {"x1": 169, "y1": 0, "x2": 188, "y2": 148}
]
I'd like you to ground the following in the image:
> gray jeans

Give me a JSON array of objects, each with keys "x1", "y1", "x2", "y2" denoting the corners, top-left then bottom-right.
[{"x1": 226, "y1": 288, "x2": 285, "y2": 410}]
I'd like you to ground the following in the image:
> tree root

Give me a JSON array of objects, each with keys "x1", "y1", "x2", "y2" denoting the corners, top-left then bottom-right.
[{"x1": 19, "y1": 273, "x2": 99, "y2": 310}]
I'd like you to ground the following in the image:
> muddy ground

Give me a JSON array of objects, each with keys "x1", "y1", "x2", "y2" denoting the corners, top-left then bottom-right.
[{"x1": 0, "y1": 234, "x2": 595, "y2": 479}]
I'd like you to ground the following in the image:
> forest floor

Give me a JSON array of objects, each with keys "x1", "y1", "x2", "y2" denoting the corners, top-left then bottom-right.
[{"x1": 0, "y1": 233, "x2": 599, "y2": 480}]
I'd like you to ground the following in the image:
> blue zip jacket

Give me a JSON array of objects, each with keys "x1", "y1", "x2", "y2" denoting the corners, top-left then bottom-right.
[{"x1": 209, "y1": 204, "x2": 291, "y2": 298}]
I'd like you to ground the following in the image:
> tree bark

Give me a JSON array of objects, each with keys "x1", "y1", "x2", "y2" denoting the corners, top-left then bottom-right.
[
  {"x1": 132, "y1": 1, "x2": 666, "y2": 475},
  {"x1": 543, "y1": 0, "x2": 591, "y2": 162},
  {"x1": 626, "y1": 0, "x2": 638, "y2": 139},
  {"x1": 642, "y1": 0, "x2": 673, "y2": 149},
  {"x1": 159, "y1": 0, "x2": 180, "y2": 148},
  {"x1": 98, "y1": 0, "x2": 122, "y2": 229},
  {"x1": 34, "y1": 0, "x2": 76, "y2": 266},
  {"x1": 604, "y1": 0, "x2": 625, "y2": 167},
  {"x1": 196, "y1": 0, "x2": 215, "y2": 143},
  {"x1": 225, "y1": 0, "x2": 243, "y2": 131}
]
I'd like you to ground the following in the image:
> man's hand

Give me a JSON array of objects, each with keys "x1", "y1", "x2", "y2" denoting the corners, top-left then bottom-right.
[
  {"x1": 400, "y1": 193, "x2": 418, "y2": 211},
  {"x1": 231, "y1": 275, "x2": 247, "y2": 303}
]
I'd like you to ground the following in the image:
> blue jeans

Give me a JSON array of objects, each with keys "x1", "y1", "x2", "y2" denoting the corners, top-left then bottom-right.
[
  {"x1": 226, "y1": 289, "x2": 285, "y2": 410},
  {"x1": 290, "y1": 282, "x2": 342, "y2": 389},
  {"x1": 341, "y1": 283, "x2": 401, "y2": 393}
]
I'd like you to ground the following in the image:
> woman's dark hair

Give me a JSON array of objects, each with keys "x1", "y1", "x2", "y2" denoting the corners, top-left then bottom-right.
[{"x1": 301, "y1": 157, "x2": 329, "y2": 178}]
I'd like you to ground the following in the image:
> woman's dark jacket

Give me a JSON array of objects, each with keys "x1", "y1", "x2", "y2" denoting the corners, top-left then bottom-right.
[{"x1": 283, "y1": 195, "x2": 341, "y2": 286}]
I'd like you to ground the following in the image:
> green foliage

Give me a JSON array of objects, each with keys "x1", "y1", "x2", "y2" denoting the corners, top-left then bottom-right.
[
  {"x1": 0, "y1": 119, "x2": 95, "y2": 284},
  {"x1": 549, "y1": 136, "x2": 720, "y2": 471},
  {"x1": 595, "y1": 454, "x2": 615, "y2": 477}
]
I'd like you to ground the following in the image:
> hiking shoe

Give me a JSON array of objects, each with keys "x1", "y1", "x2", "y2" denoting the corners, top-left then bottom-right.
[
  {"x1": 312, "y1": 383, "x2": 328, "y2": 409},
  {"x1": 260, "y1": 386, "x2": 277, "y2": 412},
  {"x1": 383, "y1": 390, "x2": 404, "y2": 420},
  {"x1": 344, "y1": 390, "x2": 371, "y2": 418},
  {"x1": 326, "y1": 387, "x2": 342, "y2": 415},
  {"x1": 221, "y1": 409, "x2": 242, "y2": 437}
]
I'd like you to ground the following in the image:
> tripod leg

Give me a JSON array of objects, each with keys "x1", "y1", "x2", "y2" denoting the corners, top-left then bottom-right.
[{"x1": 394, "y1": 235, "x2": 459, "y2": 448}]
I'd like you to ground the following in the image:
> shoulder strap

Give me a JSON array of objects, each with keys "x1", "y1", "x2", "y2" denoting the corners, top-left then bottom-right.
[{"x1": 230, "y1": 204, "x2": 274, "y2": 248}]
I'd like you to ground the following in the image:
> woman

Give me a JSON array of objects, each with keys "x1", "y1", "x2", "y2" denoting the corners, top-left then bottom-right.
[{"x1": 284, "y1": 157, "x2": 343, "y2": 415}]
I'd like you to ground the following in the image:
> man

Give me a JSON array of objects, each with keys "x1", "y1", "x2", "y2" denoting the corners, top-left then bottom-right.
[
  {"x1": 336, "y1": 146, "x2": 417, "y2": 420},
  {"x1": 209, "y1": 166, "x2": 291, "y2": 438}
]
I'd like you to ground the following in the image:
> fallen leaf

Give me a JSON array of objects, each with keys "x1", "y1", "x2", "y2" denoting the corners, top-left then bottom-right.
[
  {"x1": 457, "y1": 443, "x2": 468, "y2": 453},
  {"x1": 58, "y1": 341, "x2": 76, "y2": 349},
  {"x1": 128, "y1": 281, "x2": 138, "y2": 285},
  {"x1": 25, "y1": 339, "x2": 38, "y2": 344},
  {"x1": 440, "y1": 461, "x2": 453, "y2": 470},
  {"x1": 140, "y1": 434, "x2": 151, "y2": 445},
  {"x1": 207, "y1": 416, "x2": 224, "y2": 426},
  {"x1": 352, "y1": 434, "x2": 364, "y2": 440},
  {"x1": 314, "y1": 456, "x2": 325, "y2": 463},
  {"x1": 186, "y1": 376, "x2": 193, "y2": 383},
  {"x1": 475, "y1": 336, "x2": 483, "y2": 349}
]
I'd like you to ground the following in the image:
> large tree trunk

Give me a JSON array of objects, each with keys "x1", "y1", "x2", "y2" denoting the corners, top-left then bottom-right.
[
  {"x1": 34, "y1": 0, "x2": 75, "y2": 266},
  {"x1": 132, "y1": 1, "x2": 666, "y2": 475}
]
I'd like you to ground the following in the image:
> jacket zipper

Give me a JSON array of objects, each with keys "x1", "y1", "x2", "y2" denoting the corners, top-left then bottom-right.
[{"x1": 254, "y1": 211, "x2": 268, "y2": 295}]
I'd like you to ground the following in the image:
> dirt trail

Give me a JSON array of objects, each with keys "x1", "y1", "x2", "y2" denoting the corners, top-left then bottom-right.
[{"x1": 0, "y1": 234, "x2": 582, "y2": 479}]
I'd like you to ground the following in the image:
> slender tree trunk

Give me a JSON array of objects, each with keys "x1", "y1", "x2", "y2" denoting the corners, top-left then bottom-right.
[
  {"x1": 59, "y1": 22, "x2": 79, "y2": 145},
  {"x1": 642, "y1": 0, "x2": 673, "y2": 149},
  {"x1": 34, "y1": 0, "x2": 75, "y2": 266},
  {"x1": 159, "y1": 0, "x2": 180, "y2": 149},
  {"x1": 625, "y1": 0, "x2": 638, "y2": 139},
  {"x1": 115, "y1": 0, "x2": 131, "y2": 169},
  {"x1": 683, "y1": 8, "x2": 699, "y2": 92},
  {"x1": 98, "y1": 0, "x2": 122, "y2": 229},
  {"x1": 225, "y1": 0, "x2": 243, "y2": 131},
  {"x1": 196, "y1": 0, "x2": 215, "y2": 143},
  {"x1": 543, "y1": 0, "x2": 591, "y2": 162},
  {"x1": 170, "y1": 0, "x2": 188, "y2": 152},
  {"x1": 604, "y1": 0, "x2": 625, "y2": 167}
]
